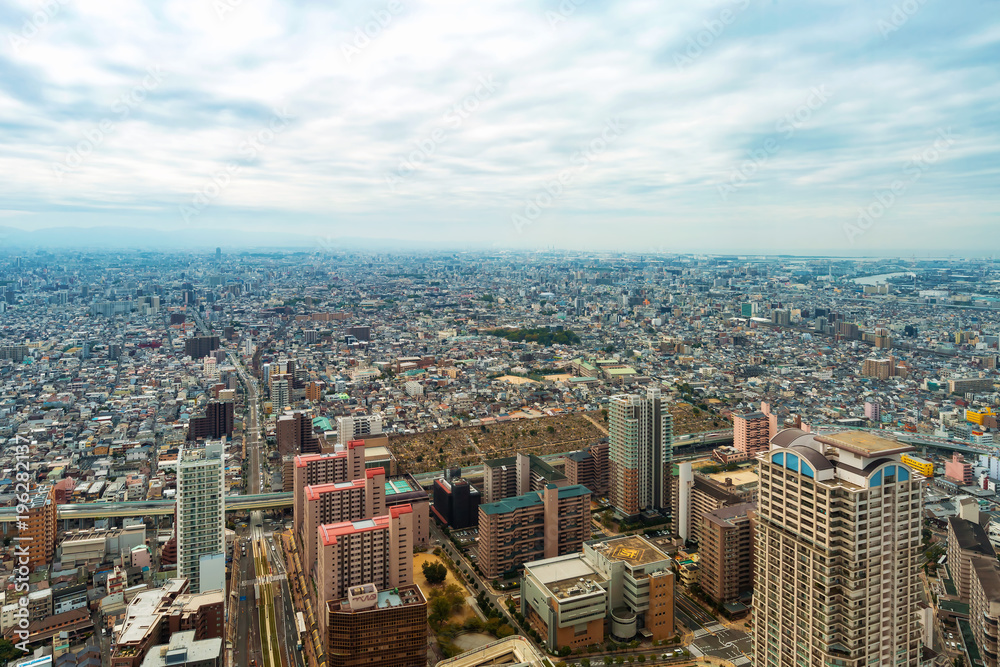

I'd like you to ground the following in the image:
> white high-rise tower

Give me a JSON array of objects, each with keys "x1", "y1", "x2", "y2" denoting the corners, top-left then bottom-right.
[{"x1": 177, "y1": 441, "x2": 226, "y2": 594}]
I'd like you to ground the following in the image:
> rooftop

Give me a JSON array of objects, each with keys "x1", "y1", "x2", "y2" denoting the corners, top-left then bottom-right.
[
  {"x1": 815, "y1": 430, "x2": 914, "y2": 458},
  {"x1": 594, "y1": 535, "x2": 669, "y2": 567}
]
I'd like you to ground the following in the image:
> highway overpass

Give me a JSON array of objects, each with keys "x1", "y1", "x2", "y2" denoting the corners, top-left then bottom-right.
[{"x1": 0, "y1": 492, "x2": 294, "y2": 523}]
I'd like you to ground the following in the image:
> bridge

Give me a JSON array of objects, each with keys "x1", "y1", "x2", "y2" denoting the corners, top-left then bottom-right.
[{"x1": 0, "y1": 492, "x2": 294, "y2": 523}]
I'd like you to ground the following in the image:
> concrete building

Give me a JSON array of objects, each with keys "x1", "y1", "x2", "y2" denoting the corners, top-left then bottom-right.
[
  {"x1": 431, "y1": 471, "x2": 481, "y2": 529},
  {"x1": 734, "y1": 411, "x2": 770, "y2": 455},
  {"x1": 477, "y1": 484, "x2": 591, "y2": 579},
  {"x1": 699, "y1": 503, "x2": 755, "y2": 607},
  {"x1": 139, "y1": 630, "x2": 222, "y2": 667},
  {"x1": 293, "y1": 443, "x2": 367, "y2": 544},
  {"x1": 520, "y1": 535, "x2": 674, "y2": 651},
  {"x1": 276, "y1": 410, "x2": 321, "y2": 456},
  {"x1": 436, "y1": 636, "x2": 547, "y2": 667},
  {"x1": 315, "y1": 506, "x2": 414, "y2": 637},
  {"x1": 23, "y1": 485, "x2": 57, "y2": 570},
  {"x1": 184, "y1": 336, "x2": 220, "y2": 359},
  {"x1": 302, "y1": 468, "x2": 386, "y2": 575},
  {"x1": 111, "y1": 580, "x2": 224, "y2": 667},
  {"x1": 325, "y1": 583, "x2": 427, "y2": 667},
  {"x1": 753, "y1": 429, "x2": 922, "y2": 666},
  {"x1": 563, "y1": 442, "x2": 609, "y2": 497},
  {"x1": 177, "y1": 442, "x2": 225, "y2": 595},
  {"x1": 482, "y1": 452, "x2": 567, "y2": 504},
  {"x1": 187, "y1": 401, "x2": 234, "y2": 442},
  {"x1": 675, "y1": 467, "x2": 758, "y2": 547},
  {"x1": 608, "y1": 387, "x2": 672, "y2": 518},
  {"x1": 949, "y1": 377, "x2": 994, "y2": 394},
  {"x1": 336, "y1": 413, "x2": 383, "y2": 446},
  {"x1": 945, "y1": 453, "x2": 974, "y2": 485}
]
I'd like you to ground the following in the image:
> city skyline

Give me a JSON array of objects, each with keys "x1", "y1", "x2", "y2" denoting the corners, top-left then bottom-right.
[{"x1": 2, "y1": 1, "x2": 998, "y2": 254}]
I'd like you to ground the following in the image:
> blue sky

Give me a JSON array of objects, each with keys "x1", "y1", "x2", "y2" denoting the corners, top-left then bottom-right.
[{"x1": 1, "y1": 0, "x2": 998, "y2": 254}]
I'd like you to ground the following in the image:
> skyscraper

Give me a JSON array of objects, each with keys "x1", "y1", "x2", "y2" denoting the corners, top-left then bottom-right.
[
  {"x1": 753, "y1": 429, "x2": 921, "y2": 666},
  {"x1": 177, "y1": 442, "x2": 226, "y2": 594},
  {"x1": 608, "y1": 387, "x2": 672, "y2": 518}
]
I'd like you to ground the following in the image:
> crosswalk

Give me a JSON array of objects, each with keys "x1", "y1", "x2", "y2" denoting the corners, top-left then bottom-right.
[
  {"x1": 732, "y1": 657, "x2": 751, "y2": 665},
  {"x1": 706, "y1": 623, "x2": 726, "y2": 633}
]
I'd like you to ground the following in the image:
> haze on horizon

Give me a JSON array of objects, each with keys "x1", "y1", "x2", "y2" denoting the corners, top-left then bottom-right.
[{"x1": 1, "y1": 0, "x2": 998, "y2": 255}]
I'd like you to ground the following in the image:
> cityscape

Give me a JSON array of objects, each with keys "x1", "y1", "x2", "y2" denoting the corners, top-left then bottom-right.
[
  {"x1": 3, "y1": 0, "x2": 1000, "y2": 665},
  {"x1": 0, "y1": 250, "x2": 996, "y2": 667}
]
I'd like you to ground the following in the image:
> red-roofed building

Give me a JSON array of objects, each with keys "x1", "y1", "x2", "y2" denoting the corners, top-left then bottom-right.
[
  {"x1": 315, "y1": 505, "x2": 414, "y2": 638},
  {"x1": 292, "y1": 441, "x2": 367, "y2": 544},
  {"x1": 302, "y1": 467, "x2": 387, "y2": 574}
]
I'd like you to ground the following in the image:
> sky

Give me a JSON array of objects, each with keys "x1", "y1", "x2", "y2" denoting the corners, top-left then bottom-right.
[{"x1": 1, "y1": 0, "x2": 998, "y2": 254}]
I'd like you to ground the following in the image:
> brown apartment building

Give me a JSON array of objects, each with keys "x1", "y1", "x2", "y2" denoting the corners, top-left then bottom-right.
[
  {"x1": 477, "y1": 484, "x2": 591, "y2": 579},
  {"x1": 326, "y1": 583, "x2": 427, "y2": 667},
  {"x1": 699, "y1": 502, "x2": 755, "y2": 607},
  {"x1": 23, "y1": 485, "x2": 57, "y2": 570},
  {"x1": 563, "y1": 442, "x2": 609, "y2": 497},
  {"x1": 734, "y1": 412, "x2": 770, "y2": 455}
]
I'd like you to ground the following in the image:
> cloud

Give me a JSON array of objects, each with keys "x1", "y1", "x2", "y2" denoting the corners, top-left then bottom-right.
[{"x1": 0, "y1": 0, "x2": 998, "y2": 253}]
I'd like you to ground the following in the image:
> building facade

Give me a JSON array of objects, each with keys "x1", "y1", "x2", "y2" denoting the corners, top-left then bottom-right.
[
  {"x1": 700, "y1": 503, "x2": 755, "y2": 606},
  {"x1": 302, "y1": 468, "x2": 387, "y2": 574},
  {"x1": 23, "y1": 485, "x2": 57, "y2": 570},
  {"x1": 326, "y1": 583, "x2": 427, "y2": 667},
  {"x1": 520, "y1": 535, "x2": 674, "y2": 651},
  {"x1": 734, "y1": 412, "x2": 770, "y2": 455},
  {"x1": 753, "y1": 429, "x2": 922, "y2": 666},
  {"x1": 564, "y1": 442, "x2": 609, "y2": 497},
  {"x1": 177, "y1": 443, "x2": 225, "y2": 594},
  {"x1": 482, "y1": 452, "x2": 567, "y2": 504},
  {"x1": 608, "y1": 388, "x2": 672, "y2": 518},
  {"x1": 477, "y1": 485, "x2": 591, "y2": 579}
]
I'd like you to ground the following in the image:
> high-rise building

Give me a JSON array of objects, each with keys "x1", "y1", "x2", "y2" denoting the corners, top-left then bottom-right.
[
  {"x1": 753, "y1": 429, "x2": 921, "y2": 666},
  {"x1": 563, "y1": 442, "x2": 609, "y2": 497},
  {"x1": 23, "y1": 485, "x2": 57, "y2": 570},
  {"x1": 184, "y1": 336, "x2": 220, "y2": 359},
  {"x1": 202, "y1": 356, "x2": 218, "y2": 379},
  {"x1": 608, "y1": 388, "x2": 672, "y2": 518},
  {"x1": 477, "y1": 484, "x2": 591, "y2": 579},
  {"x1": 699, "y1": 502, "x2": 755, "y2": 606},
  {"x1": 270, "y1": 378, "x2": 289, "y2": 413},
  {"x1": 483, "y1": 452, "x2": 567, "y2": 503},
  {"x1": 432, "y1": 472, "x2": 481, "y2": 530},
  {"x1": 292, "y1": 444, "x2": 367, "y2": 548},
  {"x1": 316, "y1": 506, "x2": 415, "y2": 637},
  {"x1": 302, "y1": 468, "x2": 387, "y2": 574},
  {"x1": 734, "y1": 411, "x2": 770, "y2": 455},
  {"x1": 326, "y1": 583, "x2": 427, "y2": 667},
  {"x1": 187, "y1": 401, "x2": 234, "y2": 441},
  {"x1": 276, "y1": 410, "x2": 321, "y2": 456},
  {"x1": 177, "y1": 443, "x2": 225, "y2": 594},
  {"x1": 337, "y1": 413, "x2": 383, "y2": 446},
  {"x1": 864, "y1": 400, "x2": 880, "y2": 422}
]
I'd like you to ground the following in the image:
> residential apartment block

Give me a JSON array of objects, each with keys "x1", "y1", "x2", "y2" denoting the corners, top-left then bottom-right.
[
  {"x1": 315, "y1": 505, "x2": 414, "y2": 637},
  {"x1": 564, "y1": 441, "x2": 609, "y2": 497},
  {"x1": 477, "y1": 484, "x2": 591, "y2": 579},
  {"x1": 608, "y1": 388, "x2": 672, "y2": 518},
  {"x1": 699, "y1": 502, "x2": 755, "y2": 607},
  {"x1": 753, "y1": 429, "x2": 922, "y2": 666},
  {"x1": 23, "y1": 485, "x2": 57, "y2": 570},
  {"x1": 302, "y1": 468, "x2": 387, "y2": 574},
  {"x1": 176, "y1": 442, "x2": 225, "y2": 595},
  {"x1": 482, "y1": 452, "x2": 567, "y2": 504}
]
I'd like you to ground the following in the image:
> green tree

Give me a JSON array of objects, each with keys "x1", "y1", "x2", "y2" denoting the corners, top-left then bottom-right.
[{"x1": 422, "y1": 561, "x2": 448, "y2": 584}]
